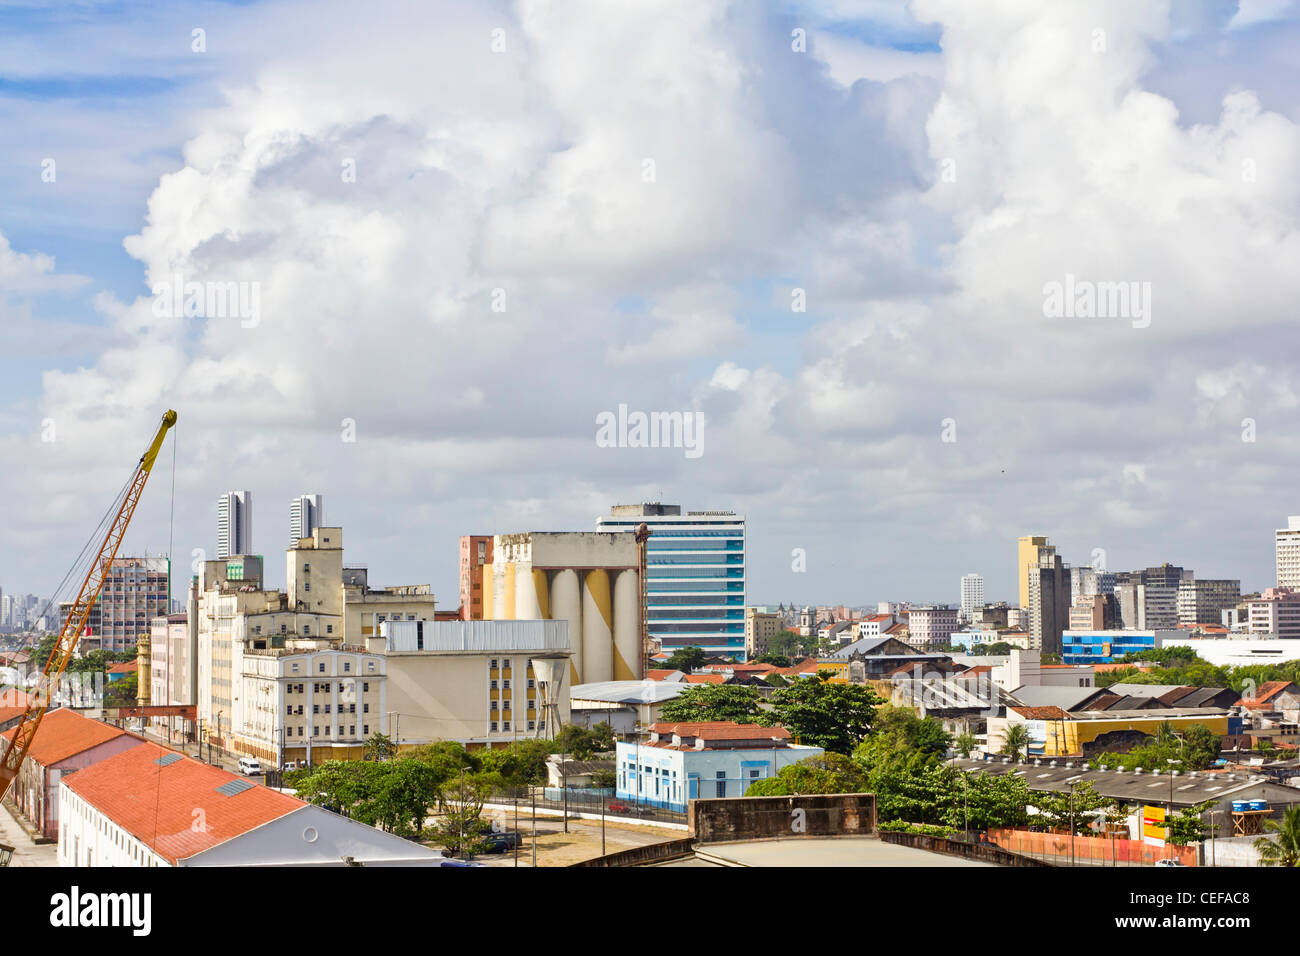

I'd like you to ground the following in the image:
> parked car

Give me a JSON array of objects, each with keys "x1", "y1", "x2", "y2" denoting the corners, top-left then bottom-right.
[
  {"x1": 237, "y1": 756, "x2": 262, "y2": 776},
  {"x1": 607, "y1": 801, "x2": 629, "y2": 814},
  {"x1": 282, "y1": 760, "x2": 302, "y2": 772},
  {"x1": 481, "y1": 830, "x2": 522, "y2": 853},
  {"x1": 1154, "y1": 858, "x2": 1185, "y2": 867}
]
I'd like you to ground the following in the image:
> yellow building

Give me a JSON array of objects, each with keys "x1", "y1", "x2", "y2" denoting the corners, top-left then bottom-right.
[
  {"x1": 1017, "y1": 536, "x2": 1050, "y2": 612},
  {"x1": 993, "y1": 706, "x2": 1231, "y2": 758}
]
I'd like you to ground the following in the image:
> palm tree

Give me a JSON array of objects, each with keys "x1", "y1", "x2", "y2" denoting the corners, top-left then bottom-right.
[
  {"x1": 1255, "y1": 806, "x2": 1300, "y2": 867},
  {"x1": 1001, "y1": 725, "x2": 1031, "y2": 764}
]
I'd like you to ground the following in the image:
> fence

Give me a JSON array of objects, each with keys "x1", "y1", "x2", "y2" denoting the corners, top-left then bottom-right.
[
  {"x1": 987, "y1": 828, "x2": 1199, "y2": 867},
  {"x1": 492, "y1": 786, "x2": 688, "y2": 827}
]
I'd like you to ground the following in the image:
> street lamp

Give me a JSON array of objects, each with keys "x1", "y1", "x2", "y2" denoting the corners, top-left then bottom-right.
[{"x1": 1166, "y1": 758, "x2": 1182, "y2": 860}]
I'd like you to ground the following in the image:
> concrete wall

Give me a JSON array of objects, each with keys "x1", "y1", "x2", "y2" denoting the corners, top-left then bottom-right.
[
  {"x1": 689, "y1": 793, "x2": 877, "y2": 843},
  {"x1": 880, "y1": 830, "x2": 1053, "y2": 867},
  {"x1": 570, "y1": 837, "x2": 696, "y2": 867}
]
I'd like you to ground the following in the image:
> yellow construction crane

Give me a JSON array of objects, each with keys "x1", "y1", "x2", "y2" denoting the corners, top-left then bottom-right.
[{"x1": 0, "y1": 410, "x2": 177, "y2": 801}]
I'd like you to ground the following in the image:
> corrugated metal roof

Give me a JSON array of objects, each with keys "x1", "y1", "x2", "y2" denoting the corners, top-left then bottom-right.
[
  {"x1": 383, "y1": 619, "x2": 571, "y2": 653},
  {"x1": 570, "y1": 680, "x2": 688, "y2": 704}
]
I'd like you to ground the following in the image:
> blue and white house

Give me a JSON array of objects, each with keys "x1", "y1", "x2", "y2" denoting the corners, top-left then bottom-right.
[{"x1": 614, "y1": 721, "x2": 823, "y2": 813}]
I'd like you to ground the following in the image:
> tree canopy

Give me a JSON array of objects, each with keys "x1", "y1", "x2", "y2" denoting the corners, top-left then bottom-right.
[{"x1": 658, "y1": 684, "x2": 767, "y2": 724}]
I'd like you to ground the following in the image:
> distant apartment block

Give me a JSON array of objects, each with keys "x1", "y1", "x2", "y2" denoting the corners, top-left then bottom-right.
[
  {"x1": 1277, "y1": 516, "x2": 1300, "y2": 588},
  {"x1": 217, "y1": 490, "x2": 253, "y2": 559},
  {"x1": 1177, "y1": 578, "x2": 1241, "y2": 628},
  {"x1": 959, "y1": 574, "x2": 984, "y2": 622},
  {"x1": 96, "y1": 557, "x2": 169, "y2": 653},
  {"x1": 1248, "y1": 588, "x2": 1300, "y2": 640},
  {"x1": 744, "y1": 606, "x2": 783, "y2": 657},
  {"x1": 907, "y1": 605, "x2": 958, "y2": 648},
  {"x1": 289, "y1": 493, "x2": 324, "y2": 545}
]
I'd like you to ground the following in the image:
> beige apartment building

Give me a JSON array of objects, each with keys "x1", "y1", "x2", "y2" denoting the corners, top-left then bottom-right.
[
  {"x1": 234, "y1": 642, "x2": 386, "y2": 765},
  {"x1": 375, "y1": 619, "x2": 571, "y2": 749},
  {"x1": 197, "y1": 528, "x2": 439, "y2": 754},
  {"x1": 744, "y1": 606, "x2": 783, "y2": 657}
]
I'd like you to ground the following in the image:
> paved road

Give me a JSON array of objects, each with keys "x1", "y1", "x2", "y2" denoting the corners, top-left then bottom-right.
[{"x1": 0, "y1": 802, "x2": 57, "y2": 868}]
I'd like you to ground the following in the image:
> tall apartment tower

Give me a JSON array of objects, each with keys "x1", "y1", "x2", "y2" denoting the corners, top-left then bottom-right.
[
  {"x1": 1277, "y1": 516, "x2": 1300, "y2": 588},
  {"x1": 217, "y1": 491, "x2": 253, "y2": 559},
  {"x1": 1024, "y1": 539, "x2": 1069, "y2": 656},
  {"x1": 290, "y1": 494, "x2": 324, "y2": 545},
  {"x1": 959, "y1": 574, "x2": 984, "y2": 622},
  {"x1": 598, "y1": 504, "x2": 746, "y2": 660},
  {"x1": 1017, "y1": 536, "x2": 1050, "y2": 612}
]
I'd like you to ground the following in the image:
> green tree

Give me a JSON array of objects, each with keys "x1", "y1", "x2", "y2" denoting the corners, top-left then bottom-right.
[
  {"x1": 658, "y1": 684, "x2": 766, "y2": 724},
  {"x1": 553, "y1": 722, "x2": 616, "y2": 760},
  {"x1": 766, "y1": 630, "x2": 804, "y2": 658},
  {"x1": 869, "y1": 705, "x2": 952, "y2": 756},
  {"x1": 664, "y1": 646, "x2": 707, "y2": 674},
  {"x1": 363, "y1": 732, "x2": 396, "y2": 761},
  {"x1": 476, "y1": 737, "x2": 553, "y2": 786},
  {"x1": 753, "y1": 653, "x2": 791, "y2": 668},
  {"x1": 768, "y1": 676, "x2": 881, "y2": 754},
  {"x1": 1255, "y1": 806, "x2": 1300, "y2": 867},
  {"x1": 1032, "y1": 782, "x2": 1117, "y2": 834},
  {"x1": 744, "y1": 752, "x2": 867, "y2": 796},
  {"x1": 1001, "y1": 724, "x2": 1030, "y2": 764},
  {"x1": 954, "y1": 732, "x2": 977, "y2": 758},
  {"x1": 103, "y1": 671, "x2": 138, "y2": 708}
]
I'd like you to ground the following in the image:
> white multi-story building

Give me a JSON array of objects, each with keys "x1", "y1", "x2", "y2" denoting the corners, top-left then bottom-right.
[
  {"x1": 959, "y1": 574, "x2": 984, "y2": 622},
  {"x1": 907, "y1": 605, "x2": 959, "y2": 648},
  {"x1": 1248, "y1": 588, "x2": 1300, "y2": 640},
  {"x1": 290, "y1": 493, "x2": 324, "y2": 545},
  {"x1": 1277, "y1": 516, "x2": 1300, "y2": 588},
  {"x1": 217, "y1": 490, "x2": 253, "y2": 560}
]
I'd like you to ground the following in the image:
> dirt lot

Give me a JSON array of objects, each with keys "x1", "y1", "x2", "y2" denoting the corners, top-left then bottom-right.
[{"x1": 430, "y1": 808, "x2": 684, "y2": 867}]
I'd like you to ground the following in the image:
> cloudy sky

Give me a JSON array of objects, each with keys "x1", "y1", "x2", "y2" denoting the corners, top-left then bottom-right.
[{"x1": 2, "y1": 0, "x2": 1299, "y2": 611}]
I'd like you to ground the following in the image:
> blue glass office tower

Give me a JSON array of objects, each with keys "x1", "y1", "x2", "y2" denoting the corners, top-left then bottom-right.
[{"x1": 597, "y1": 504, "x2": 746, "y2": 660}]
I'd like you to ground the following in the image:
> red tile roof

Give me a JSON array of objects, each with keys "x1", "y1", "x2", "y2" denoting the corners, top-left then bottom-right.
[
  {"x1": 0, "y1": 708, "x2": 135, "y2": 766},
  {"x1": 649, "y1": 721, "x2": 790, "y2": 741},
  {"x1": 0, "y1": 689, "x2": 33, "y2": 725},
  {"x1": 683, "y1": 674, "x2": 725, "y2": 684},
  {"x1": 1241, "y1": 681, "x2": 1299, "y2": 708},
  {"x1": 107, "y1": 661, "x2": 138, "y2": 676},
  {"x1": 1011, "y1": 705, "x2": 1071, "y2": 720},
  {"x1": 645, "y1": 669, "x2": 680, "y2": 681},
  {"x1": 61, "y1": 741, "x2": 304, "y2": 864}
]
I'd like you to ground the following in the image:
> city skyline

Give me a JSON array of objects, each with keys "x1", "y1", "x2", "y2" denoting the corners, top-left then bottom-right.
[{"x1": 0, "y1": 492, "x2": 1287, "y2": 619}]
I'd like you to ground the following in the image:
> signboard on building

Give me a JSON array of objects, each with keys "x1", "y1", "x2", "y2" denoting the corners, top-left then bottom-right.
[
  {"x1": 227, "y1": 560, "x2": 244, "y2": 581},
  {"x1": 1142, "y1": 805, "x2": 1167, "y2": 846}
]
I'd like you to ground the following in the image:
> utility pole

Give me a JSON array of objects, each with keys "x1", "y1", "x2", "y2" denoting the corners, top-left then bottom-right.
[{"x1": 531, "y1": 786, "x2": 537, "y2": 868}]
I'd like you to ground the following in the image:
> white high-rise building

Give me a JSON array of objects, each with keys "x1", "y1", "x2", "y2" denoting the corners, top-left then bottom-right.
[
  {"x1": 959, "y1": 573, "x2": 984, "y2": 622},
  {"x1": 217, "y1": 491, "x2": 253, "y2": 559},
  {"x1": 1277, "y1": 516, "x2": 1300, "y2": 588},
  {"x1": 290, "y1": 494, "x2": 324, "y2": 545}
]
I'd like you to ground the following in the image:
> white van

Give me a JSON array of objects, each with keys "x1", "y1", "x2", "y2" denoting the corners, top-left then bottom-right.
[{"x1": 238, "y1": 756, "x2": 262, "y2": 776}]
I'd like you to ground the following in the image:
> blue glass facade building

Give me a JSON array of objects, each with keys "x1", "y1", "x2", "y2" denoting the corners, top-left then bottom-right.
[
  {"x1": 597, "y1": 505, "x2": 746, "y2": 660},
  {"x1": 1060, "y1": 630, "x2": 1158, "y2": 664}
]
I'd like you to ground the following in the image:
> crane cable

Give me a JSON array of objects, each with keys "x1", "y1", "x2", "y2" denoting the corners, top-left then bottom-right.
[{"x1": 152, "y1": 422, "x2": 177, "y2": 858}]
